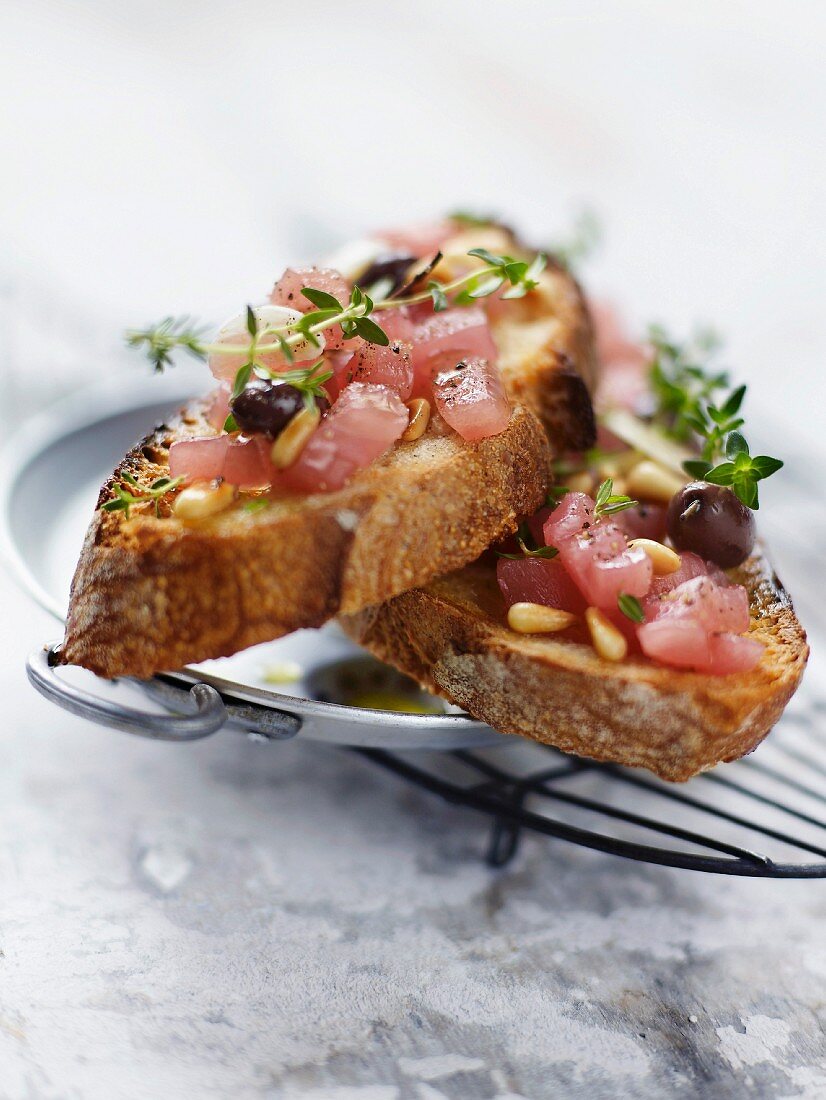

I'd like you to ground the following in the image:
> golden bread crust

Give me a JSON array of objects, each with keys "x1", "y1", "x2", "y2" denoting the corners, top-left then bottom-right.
[
  {"x1": 494, "y1": 261, "x2": 597, "y2": 451},
  {"x1": 61, "y1": 404, "x2": 550, "y2": 678},
  {"x1": 341, "y1": 548, "x2": 809, "y2": 781}
]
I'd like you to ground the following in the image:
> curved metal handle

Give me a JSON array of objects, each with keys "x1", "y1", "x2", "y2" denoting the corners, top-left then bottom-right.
[
  {"x1": 145, "y1": 674, "x2": 301, "y2": 741},
  {"x1": 27, "y1": 643, "x2": 228, "y2": 742}
]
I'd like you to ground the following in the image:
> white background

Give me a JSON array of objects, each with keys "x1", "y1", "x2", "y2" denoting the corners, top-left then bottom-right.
[{"x1": 1, "y1": 0, "x2": 824, "y2": 446}]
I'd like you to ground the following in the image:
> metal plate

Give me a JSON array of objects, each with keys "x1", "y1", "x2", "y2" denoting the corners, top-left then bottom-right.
[{"x1": 1, "y1": 374, "x2": 507, "y2": 749}]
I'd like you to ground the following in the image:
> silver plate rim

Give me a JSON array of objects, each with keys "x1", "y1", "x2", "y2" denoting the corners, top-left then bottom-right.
[{"x1": 0, "y1": 371, "x2": 200, "y2": 621}]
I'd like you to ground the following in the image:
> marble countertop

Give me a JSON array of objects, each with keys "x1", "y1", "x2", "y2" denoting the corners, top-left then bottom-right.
[{"x1": 4, "y1": 573, "x2": 826, "y2": 1100}]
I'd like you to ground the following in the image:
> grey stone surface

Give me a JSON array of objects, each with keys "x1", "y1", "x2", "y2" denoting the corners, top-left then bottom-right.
[{"x1": 3, "y1": 579, "x2": 826, "y2": 1100}]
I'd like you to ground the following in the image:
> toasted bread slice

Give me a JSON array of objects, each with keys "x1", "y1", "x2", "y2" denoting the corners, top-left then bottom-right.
[
  {"x1": 341, "y1": 548, "x2": 809, "y2": 781},
  {"x1": 61, "y1": 252, "x2": 596, "y2": 679},
  {"x1": 61, "y1": 404, "x2": 549, "y2": 679}
]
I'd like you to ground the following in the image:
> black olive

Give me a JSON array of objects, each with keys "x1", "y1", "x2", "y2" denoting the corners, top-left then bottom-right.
[
  {"x1": 359, "y1": 252, "x2": 418, "y2": 294},
  {"x1": 230, "y1": 380, "x2": 328, "y2": 438},
  {"x1": 666, "y1": 481, "x2": 756, "y2": 568}
]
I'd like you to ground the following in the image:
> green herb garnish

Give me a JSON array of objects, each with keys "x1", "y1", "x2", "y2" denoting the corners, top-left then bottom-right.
[
  {"x1": 648, "y1": 324, "x2": 727, "y2": 443},
  {"x1": 496, "y1": 521, "x2": 559, "y2": 560},
  {"x1": 454, "y1": 248, "x2": 547, "y2": 303},
  {"x1": 101, "y1": 472, "x2": 184, "y2": 518},
  {"x1": 496, "y1": 539, "x2": 559, "y2": 561},
  {"x1": 647, "y1": 325, "x2": 783, "y2": 510},
  {"x1": 448, "y1": 210, "x2": 498, "y2": 228},
  {"x1": 225, "y1": 358, "x2": 334, "y2": 426},
  {"x1": 618, "y1": 593, "x2": 645, "y2": 623},
  {"x1": 125, "y1": 316, "x2": 209, "y2": 374},
  {"x1": 427, "y1": 280, "x2": 449, "y2": 312},
  {"x1": 126, "y1": 245, "x2": 547, "y2": 378},
  {"x1": 243, "y1": 498, "x2": 270, "y2": 514},
  {"x1": 230, "y1": 361, "x2": 254, "y2": 401},
  {"x1": 125, "y1": 288, "x2": 386, "y2": 377},
  {"x1": 593, "y1": 478, "x2": 638, "y2": 519},
  {"x1": 256, "y1": 358, "x2": 334, "y2": 412},
  {"x1": 691, "y1": 433, "x2": 783, "y2": 510}
]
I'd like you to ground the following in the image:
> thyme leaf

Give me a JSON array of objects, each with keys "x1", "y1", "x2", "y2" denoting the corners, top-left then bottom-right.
[
  {"x1": 427, "y1": 280, "x2": 449, "y2": 312},
  {"x1": 618, "y1": 593, "x2": 645, "y2": 623},
  {"x1": 702, "y1": 437, "x2": 783, "y2": 511},
  {"x1": 300, "y1": 287, "x2": 343, "y2": 311},
  {"x1": 230, "y1": 362, "x2": 254, "y2": 401},
  {"x1": 496, "y1": 538, "x2": 559, "y2": 561},
  {"x1": 593, "y1": 478, "x2": 638, "y2": 519},
  {"x1": 102, "y1": 473, "x2": 184, "y2": 518},
  {"x1": 545, "y1": 486, "x2": 570, "y2": 505},
  {"x1": 496, "y1": 519, "x2": 559, "y2": 560}
]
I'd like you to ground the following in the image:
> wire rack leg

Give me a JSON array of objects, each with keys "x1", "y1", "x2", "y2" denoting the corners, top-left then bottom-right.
[{"x1": 485, "y1": 787, "x2": 527, "y2": 867}]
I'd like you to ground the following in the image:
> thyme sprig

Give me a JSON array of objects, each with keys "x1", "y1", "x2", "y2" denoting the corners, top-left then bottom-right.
[
  {"x1": 496, "y1": 521, "x2": 559, "y2": 561},
  {"x1": 647, "y1": 324, "x2": 783, "y2": 509},
  {"x1": 648, "y1": 324, "x2": 727, "y2": 443},
  {"x1": 230, "y1": 357, "x2": 333, "y2": 410},
  {"x1": 268, "y1": 359, "x2": 334, "y2": 406},
  {"x1": 497, "y1": 539, "x2": 559, "y2": 561},
  {"x1": 222, "y1": 359, "x2": 334, "y2": 433},
  {"x1": 126, "y1": 316, "x2": 210, "y2": 374},
  {"x1": 593, "y1": 479, "x2": 638, "y2": 519},
  {"x1": 452, "y1": 249, "x2": 546, "y2": 305},
  {"x1": 684, "y1": 432, "x2": 783, "y2": 510},
  {"x1": 449, "y1": 207, "x2": 601, "y2": 271},
  {"x1": 125, "y1": 288, "x2": 387, "y2": 376},
  {"x1": 102, "y1": 472, "x2": 183, "y2": 518},
  {"x1": 126, "y1": 247, "x2": 547, "y2": 374}
]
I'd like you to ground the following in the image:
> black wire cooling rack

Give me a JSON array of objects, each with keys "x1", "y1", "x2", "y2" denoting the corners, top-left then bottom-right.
[
  {"x1": 356, "y1": 695, "x2": 826, "y2": 878},
  {"x1": 27, "y1": 647, "x2": 826, "y2": 879}
]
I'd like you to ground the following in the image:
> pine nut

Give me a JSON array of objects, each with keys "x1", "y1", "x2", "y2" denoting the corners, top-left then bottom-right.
[
  {"x1": 585, "y1": 606, "x2": 628, "y2": 662},
  {"x1": 596, "y1": 449, "x2": 642, "y2": 478},
  {"x1": 507, "y1": 602, "x2": 577, "y2": 634},
  {"x1": 566, "y1": 471, "x2": 595, "y2": 494},
  {"x1": 628, "y1": 537, "x2": 682, "y2": 575},
  {"x1": 401, "y1": 397, "x2": 431, "y2": 442},
  {"x1": 270, "y1": 404, "x2": 320, "y2": 469},
  {"x1": 173, "y1": 480, "x2": 236, "y2": 520},
  {"x1": 626, "y1": 459, "x2": 685, "y2": 503}
]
